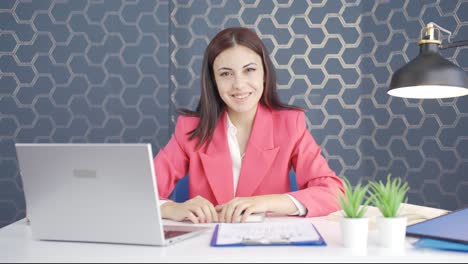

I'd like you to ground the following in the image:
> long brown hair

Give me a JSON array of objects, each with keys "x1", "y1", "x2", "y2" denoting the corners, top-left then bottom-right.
[{"x1": 179, "y1": 27, "x2": 302, "y2": 149}]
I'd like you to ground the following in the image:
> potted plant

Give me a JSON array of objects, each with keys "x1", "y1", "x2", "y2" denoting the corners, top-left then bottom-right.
[
  {"x1": 369, "y1": 173, "x2": 409, "y2": 248},
  {"x1": 339, "y1": 177, "x2": 371, "y2": 248}
]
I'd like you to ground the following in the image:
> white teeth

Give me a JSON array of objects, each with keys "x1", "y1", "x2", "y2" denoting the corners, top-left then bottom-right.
[{"x1": 233, "y1": 93, "x2": 252, "y2": 99}]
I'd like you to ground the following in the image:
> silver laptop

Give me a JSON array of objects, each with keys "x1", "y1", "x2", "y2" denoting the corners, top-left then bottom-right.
[{"x1": 15, "y1": 143, "x2": 208, "y2": 246}]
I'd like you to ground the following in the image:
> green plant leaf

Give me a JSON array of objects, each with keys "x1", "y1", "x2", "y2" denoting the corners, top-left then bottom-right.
[
  {"x1": 339, "y1": 177, "x2": 370, "y2": 218},
  {"x1": 369, "y1": 173, "x2": 409, "y2": 217}
]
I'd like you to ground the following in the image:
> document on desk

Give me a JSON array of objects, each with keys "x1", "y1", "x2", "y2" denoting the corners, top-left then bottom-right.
[{"x1": 210, "y1": 222, "x2": 326, "y2": 247}]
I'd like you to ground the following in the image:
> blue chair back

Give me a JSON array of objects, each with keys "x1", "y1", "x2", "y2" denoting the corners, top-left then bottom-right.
[{"x1": 170, "y1": 175, "x2": 190, "y2": 203}]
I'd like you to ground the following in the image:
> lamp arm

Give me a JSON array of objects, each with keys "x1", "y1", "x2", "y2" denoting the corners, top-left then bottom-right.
[{"x1": 440, "y1": 40, "x2": 468, "y2": 50}]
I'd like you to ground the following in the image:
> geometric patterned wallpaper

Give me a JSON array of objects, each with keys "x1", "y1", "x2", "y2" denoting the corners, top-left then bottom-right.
[
  {"x1": 0, "y1": 0, "x2": 467, "y2": 228},
  {"x1": 0, "y1": 0, "x2": 170, "y2": 228}
]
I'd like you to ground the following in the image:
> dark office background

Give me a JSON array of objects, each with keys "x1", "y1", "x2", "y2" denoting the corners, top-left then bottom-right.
[{"x1": 1, "y1": 0, "x2": 467, "y2": 228}]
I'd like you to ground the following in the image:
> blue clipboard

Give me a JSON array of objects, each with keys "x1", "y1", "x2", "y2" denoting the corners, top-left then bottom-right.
[
  {"x1": 406, "y1": 207, "x2": 468, "y2": 245},
  {"x1": 413, "y1": 238, "x2": 468, "y2": 252},
  {"x1": 210, "y1": 223, "x2": 327, "y2": 247}
]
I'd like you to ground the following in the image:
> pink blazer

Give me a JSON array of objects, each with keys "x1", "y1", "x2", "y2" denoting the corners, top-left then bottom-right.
[{"x1": 154, "y1": 104, "x2": 344, "y2": 217}]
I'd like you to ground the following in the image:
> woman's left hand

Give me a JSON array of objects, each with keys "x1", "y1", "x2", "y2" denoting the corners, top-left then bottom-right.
[
  {"x1": 216, "y1": 194, "x2": 302, "y2": 223},
  {"x1": 216, "y1": 196, "x2": 270, "y2": 223}
]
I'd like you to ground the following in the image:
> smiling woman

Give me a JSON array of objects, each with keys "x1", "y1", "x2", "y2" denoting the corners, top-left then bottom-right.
[
  {"x1": 154, "y1": 27, "x2": 345, "y2": 224},
  {"x1": 179, "y1": 27, "x2": 300, "y2": 149},
  {"x1": 213, "y1": 46, "x2": 264, "y2": 157}
]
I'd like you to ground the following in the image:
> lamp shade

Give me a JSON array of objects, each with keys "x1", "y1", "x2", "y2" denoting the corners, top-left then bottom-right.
[{"x1": 388, "y1": 43, "x2": 468, "y2": 99}]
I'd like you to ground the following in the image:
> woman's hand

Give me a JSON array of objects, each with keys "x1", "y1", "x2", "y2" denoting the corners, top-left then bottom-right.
[
  {"x1": 161, "y1": 196, "x2": 219, "y2": 224},
  {"x1": 216, "y1": 196, "x2": 270, "y2": 223},
  {"x1": 216, "y1": 194, "x2": 300, "y2": 223}
]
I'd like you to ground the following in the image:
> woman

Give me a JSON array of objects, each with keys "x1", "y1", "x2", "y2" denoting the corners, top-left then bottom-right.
[{"x1": 154, "y1": 27, "x2": 344, "y2": 224}]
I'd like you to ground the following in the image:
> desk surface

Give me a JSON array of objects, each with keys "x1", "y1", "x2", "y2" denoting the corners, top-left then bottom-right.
[{"x1": 0, "y1": 213, "x2": 467, "y2": 263}]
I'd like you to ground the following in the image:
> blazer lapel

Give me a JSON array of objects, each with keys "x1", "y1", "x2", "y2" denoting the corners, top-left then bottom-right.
[
  {"x1": 236, "y1": 104, "x2": 280, "y2": 197},
  {"x1": 199, "y1": 112, "x2": 235, "y2": 205}
]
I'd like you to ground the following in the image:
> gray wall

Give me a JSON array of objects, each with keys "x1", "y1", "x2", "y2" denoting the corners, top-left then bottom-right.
[{"x1": 1, "y1": 0, "x2": 467, "y2": 228}]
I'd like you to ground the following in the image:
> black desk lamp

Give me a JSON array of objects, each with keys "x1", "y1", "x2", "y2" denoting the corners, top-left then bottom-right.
[{"x1": 388, "y1": 22, "x2": 468, "y2": 99}]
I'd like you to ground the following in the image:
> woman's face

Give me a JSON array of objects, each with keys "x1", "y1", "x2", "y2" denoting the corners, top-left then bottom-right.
[{"x1": 213, "y1": 45, "x2": 264, "y2": 116}]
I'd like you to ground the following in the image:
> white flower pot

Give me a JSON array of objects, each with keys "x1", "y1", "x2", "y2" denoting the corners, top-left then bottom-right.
[
  {"x1": 376, "y1": 216, "x2": 407, "y2": 248},
  {"x1": 340, "y1": 217, "x2": 369, "y2": 248}
]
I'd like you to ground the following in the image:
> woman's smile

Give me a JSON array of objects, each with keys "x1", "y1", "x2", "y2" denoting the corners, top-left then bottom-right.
[{"x1": 231, "y1": 92, "x2": 253, "y2": 102}]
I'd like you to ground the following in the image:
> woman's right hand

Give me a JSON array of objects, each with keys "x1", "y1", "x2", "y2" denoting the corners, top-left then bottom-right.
[{"x1": 160, "y1": 196, "x2": 219, "y2": 224}]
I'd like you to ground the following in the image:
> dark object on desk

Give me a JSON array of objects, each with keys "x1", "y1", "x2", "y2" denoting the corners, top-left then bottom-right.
[{"x1": 406, "y1": 207, "x2": 468, "y2": 244}]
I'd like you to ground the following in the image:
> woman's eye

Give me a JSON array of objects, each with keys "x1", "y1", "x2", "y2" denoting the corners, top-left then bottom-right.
[
  {"x1": 220, "y1": 72, "x2": 229, "y2": 77},
  {"x1": 246, "y1": 68, "x2": 256, "y2": 72}
]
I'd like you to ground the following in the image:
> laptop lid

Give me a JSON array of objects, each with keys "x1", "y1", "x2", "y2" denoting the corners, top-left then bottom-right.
[{"x1": 15, "y1": 143, "x2": 180, "y2": 246}]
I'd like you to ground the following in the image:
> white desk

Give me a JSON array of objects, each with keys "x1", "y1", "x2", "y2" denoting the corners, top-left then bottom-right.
[{"x1": 0, "y1": 215, "x2": 466, "y2": 263}]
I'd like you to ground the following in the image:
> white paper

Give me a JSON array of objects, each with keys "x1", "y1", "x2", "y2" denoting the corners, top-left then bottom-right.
[{"x1": 216, "y1": 222, "x2": 320, "y2": 245}]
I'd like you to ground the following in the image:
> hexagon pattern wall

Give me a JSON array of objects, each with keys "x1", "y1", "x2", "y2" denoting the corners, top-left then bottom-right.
[
  {"x1": 1, "y1": 0, "x2": 467, "y2": 228},
  {"x1": 0, "y1": 0, "x2": 170, "y2": 228}
]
